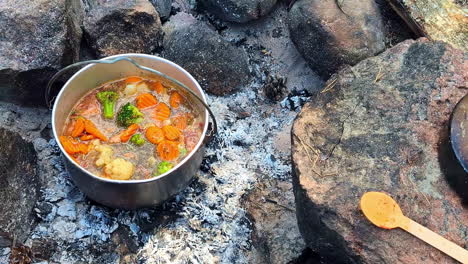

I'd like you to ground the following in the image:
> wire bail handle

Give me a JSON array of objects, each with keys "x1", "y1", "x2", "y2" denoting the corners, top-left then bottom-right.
[{"x1": 45, "y1": 57, "x2": 218, "y2": 138}]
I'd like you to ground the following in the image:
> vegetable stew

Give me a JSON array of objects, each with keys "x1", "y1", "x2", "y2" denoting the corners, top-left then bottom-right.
[{"x1": 60, "y1": 76, "x2": 203, "y2": 180}]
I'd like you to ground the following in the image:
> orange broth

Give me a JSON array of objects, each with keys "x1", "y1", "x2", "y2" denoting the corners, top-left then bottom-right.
[{"x1": 60, "y1": 76, "x2": 203, "y2": 180}]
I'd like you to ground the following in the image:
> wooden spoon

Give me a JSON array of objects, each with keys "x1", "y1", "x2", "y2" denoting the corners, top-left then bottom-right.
[{"x1": 360, "y1": 192, "x2": 468, "y2": 263}]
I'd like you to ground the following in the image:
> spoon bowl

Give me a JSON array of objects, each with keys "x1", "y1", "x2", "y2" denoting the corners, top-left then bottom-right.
[{"x1": 360, "y1": 191, "x2": 405, "y2": 229}]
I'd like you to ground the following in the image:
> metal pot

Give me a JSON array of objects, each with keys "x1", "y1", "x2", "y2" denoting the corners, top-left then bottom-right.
[{"x1": 49, "y1": 54, "x2": 216, "y2": 209}]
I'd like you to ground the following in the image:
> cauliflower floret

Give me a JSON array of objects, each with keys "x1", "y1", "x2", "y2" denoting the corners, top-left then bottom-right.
[
  {"x1": 147, "y1": 156, "x2": 157, "y2": 167},
  {"x1": 103, "y1": 158, "x2": 135, "y2": 180},
  {"x1": 95, "y1": 145, "x2": 113, "y2": 167}
]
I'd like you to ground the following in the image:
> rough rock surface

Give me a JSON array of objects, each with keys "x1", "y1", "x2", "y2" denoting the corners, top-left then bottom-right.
[
  {"x1": 162, "y1": 13, "x2": 251, "y2": 95},
  {"x1": 292, "y1": 39, "x2": 467, "y2": 263},
  {"x1": 84, "y1": 0, "x2": 163, "y2": 57},
  {"x1": 0, "y1": 128, "x2": 39, "y2": 243},
  {"x1": 243, "y1": 180, "x2": 305, "y2": 264},
  {"x1": 288, "y1": 0, "x2": 385, "y2": 79},
  {"x1": 200, "y1": 0, "x2": 277, "y2": 23},
  {"x1": 149, "y1": 0, "x2": 172, "y2": 21},
  {"x1": 386, "y1": 0, "x2": 467, "y2": 52},
  {"x1": 0, "y1": 0, "x2": 82, "y2": 105}
]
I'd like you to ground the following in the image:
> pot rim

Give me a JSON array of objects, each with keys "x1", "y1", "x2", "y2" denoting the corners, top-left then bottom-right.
[{"x1": 52, "y1": 53, "x2": 209, "y2": 184}]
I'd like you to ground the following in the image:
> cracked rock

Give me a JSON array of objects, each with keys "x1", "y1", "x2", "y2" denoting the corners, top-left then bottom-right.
[
  {"x1": 0, "y1": 128, "x2": 39, "y2": 243},
  {"x1": 291, "y1": 39, "x2": 467, "y2": 263}
]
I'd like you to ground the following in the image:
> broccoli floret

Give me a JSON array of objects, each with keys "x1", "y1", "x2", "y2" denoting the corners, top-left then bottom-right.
[
  {"x1": 130, "y1": 134, "x2": 145, "y2": 146},
  {"x1": 96, "y1": 91, "x2": 119, "y2": 119},
  {"x1": 154, "y1": 161, "x2": 173, "y2": 176},
  {"x1": 117, "y1": 103, "x2": 144, "y2": 127}
]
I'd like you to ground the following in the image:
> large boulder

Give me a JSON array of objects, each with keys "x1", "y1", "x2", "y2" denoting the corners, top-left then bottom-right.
[
  {"x1": 199, "y1": 0, "x2": 277, "y2": 23},
  {"x1": 291, "y1": 39, "x2": 467, "y2": 263},
  {"x1": 0, "y1": 128, "x2": 39, "y2": 243},
  {"x1": 83, "y1": 0, "x2": 163, "y2": 57},
  {"x1": 0, "y1": 0, "x2": 83, "y2": 106},
  {"x1": 162, "y1": 13, "x2": 251, "y2": 95},
  {"x1": 288, "y1": 0, "x2": 385, "y2": 79}
]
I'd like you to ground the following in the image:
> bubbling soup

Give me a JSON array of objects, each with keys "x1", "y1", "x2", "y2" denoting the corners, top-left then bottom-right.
[{"x1": 59, "y1": 76, "x2": 203, "y2": 181}]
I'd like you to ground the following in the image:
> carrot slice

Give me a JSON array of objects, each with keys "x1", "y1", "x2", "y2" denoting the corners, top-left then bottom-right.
[
  {"x1": 156, "y1": 140, "x2": 179, "y2": 161},
  {"x1": 171, "y1": 115, "x2": 188, "y2": 130},
  {"x1": 162, "y1": 125, "x2": 181, "y2": 141},
  {"x1": 169, "y1": 91, "x2": 183, "y2": 108},
  {"x1": 125, "y1": 76, "x2": 143, "y2": 83},
  {"x1": 59, "y1": 136, "x2": 90, "y2": 155},
  {"x1": 153, "y1": 103, "x2": 171, "y2": 121},
  {"x1": 120, "y1": 124, "x2": 140, "y2": 143},
  {"x1": 150, "y1": 81, "x2": 165, "y2": 94},
  {"x1": 145, "y1": 126, "x2": 165, "y2": 144},
  {"x1": 84, "y1": 119, "x2": 108, "y2": 141},
  {"x1": 136, "y1": 93, "x2": 158, "y2": 109},
  {"x1": 71, "y1": 117, "x2": 85, "y2": 137},
  {"x1": 80, "y1": 134, "x2": 95, "y2": 141}
]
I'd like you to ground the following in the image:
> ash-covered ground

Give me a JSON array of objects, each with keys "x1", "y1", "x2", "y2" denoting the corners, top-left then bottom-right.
[{"x1": 0, "y1": 4, "x2": 322, "y2": 264}]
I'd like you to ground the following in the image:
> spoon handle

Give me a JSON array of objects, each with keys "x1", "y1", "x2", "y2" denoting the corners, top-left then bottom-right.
[{"x1": 400, "y1": 217, "x2": 468, "y2": 263}]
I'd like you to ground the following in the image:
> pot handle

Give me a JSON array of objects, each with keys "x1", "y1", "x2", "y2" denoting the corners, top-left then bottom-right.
[{"x1": 46, "y1": 57, "x2": 218, "y2": 139}]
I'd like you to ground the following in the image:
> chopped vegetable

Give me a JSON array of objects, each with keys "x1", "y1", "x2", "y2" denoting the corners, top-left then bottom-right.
[
  {"x1": 125, "y1": 76, "x2": 143, "y2": 83},
  {"x1": 120, "y1": 124, "x2": 140, "y2": 143},
  {"x1": 153, "y1": 103, "x2": 171, "y2": 121},
  {"x1": 84, "y1": 119, "x2": 108, "y2": 141},
  {"x1": 150, "y1": 81, "x2": 165, "y2": 94},
  {"x1": 95, "y1": 145, "x2": 113, "y2": 167},
  {"x1": 117, "y1": 103, "x2": 144, "y2": 127},
  {"x1": 145, "y1": 126, "x2": 165, "y2": 144},
  {"x1": 179, "y1": 147, "x2": 188, "y2": 157},
  {"x1": 96, "y1": 91, "x2": 119, "y2": 119},
  {"x1": 103, "y1": 158, "x2": 135, "y2": 180},
  {"x1": 154, "y1": 161, "x2": 173, "y2": 176},
  {"x1": 147, "y1": 157, "x2": 157, "y2": 167},
  {"x1": 130, "y1": 134, "x2": 145, "y2": 146},
  {"x1": 162, "y1": 125, "x2": 181, "y2": 141},
  {"x1": 71, "y1": 117, "x2": 85, "y2": 137},
  {"x1": 156, "y1": 140, "x2": 179, "y2": 161},
  {"x1": 136, "y1": 93, "x2": 158, "y2": 109},
  {"x1": 124, "y1": 83, "x2": 137, "y2": 96},
  {"x1": 169, "y1": 91, "x2": 183, "y2": 108},
  {"x1": 136, "y1": 82, "x2": 150, "y2": 93},
  {"x1": 80, "y1": 134, "x2": 95, "y2": 141},
  {"x1": 60, "y1": 136, "x2": 90, "y2": 155},
  {"x1": 172, "y1": 115, "x2": 188, "y2": 130}
]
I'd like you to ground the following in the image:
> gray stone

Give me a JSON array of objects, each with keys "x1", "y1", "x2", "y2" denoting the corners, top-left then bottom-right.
[
  {"x1": 0, "y1": 128, "x2": 39, "y2": 243},
  {"x1": 243, "y1": 180, "x2": 305, "y2": 264},
  {"x1": 84, "y1": 0, "x2": 163, "y2": 57},
  {"x1": 0, "y1": 0, "x2": 83, "y2": 106},
  {"x1": 149, "y1": 0, "x2": 172, "y2": 21},
  {"x1": 162, "y1": 13, "x2": 251, "y2": 95},
  {"x1": 200, "y1": 0, "x2": 277, "y2": 23},
  {"x1": 292, "y1": 39, "x2": 467, "y2": 263},
  {"x1": 288, "y1": 0, "x2": 385, "y2": 79}
]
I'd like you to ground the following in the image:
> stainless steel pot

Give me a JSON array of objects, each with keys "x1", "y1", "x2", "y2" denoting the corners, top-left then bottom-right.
[{"x1": 48, "y1": 54, "x2": 216, "y2": 209}]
